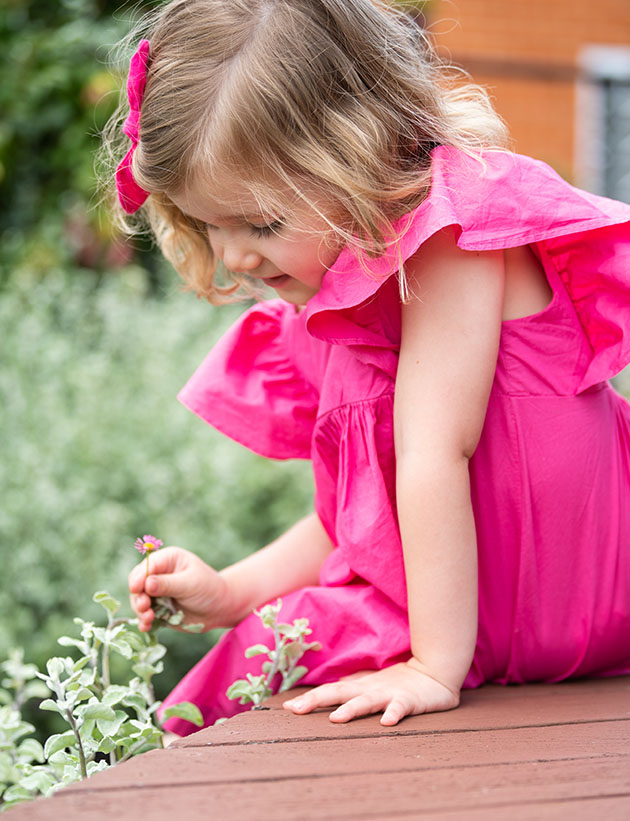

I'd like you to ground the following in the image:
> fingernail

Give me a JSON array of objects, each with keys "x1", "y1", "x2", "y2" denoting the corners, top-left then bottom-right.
[{"x1": 289, "y1": 698, "x2": 304, "y2": 708}]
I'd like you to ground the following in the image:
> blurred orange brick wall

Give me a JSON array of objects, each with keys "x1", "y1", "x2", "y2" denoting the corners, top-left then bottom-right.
[{"x1": 429, "y1": 0, "x2": 630, "y2": 181}]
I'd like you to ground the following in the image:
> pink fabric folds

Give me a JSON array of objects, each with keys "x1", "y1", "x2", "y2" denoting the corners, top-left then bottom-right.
[
  {"x1": 165, "y1": 148, "x2": 630, "y2": 734},
  {"x1": 178, "y1": 301, "x2": 319, "y2": 460},
  {"x1": 115, "y1": 39, "x2": 151, "y2": 214},
  {"x1": 305, "y1": 147, "x2": 630, "y2": 391}
]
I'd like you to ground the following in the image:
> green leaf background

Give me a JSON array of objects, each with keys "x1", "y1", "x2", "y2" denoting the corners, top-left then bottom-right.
[{"x1": 0, "y1": 0, "x2": 313, "y2": 734}]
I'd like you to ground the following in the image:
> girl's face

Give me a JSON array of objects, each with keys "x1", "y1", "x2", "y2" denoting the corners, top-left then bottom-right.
[{"x1": 170, "y1": 179, "x2": 341, "y2": 306}]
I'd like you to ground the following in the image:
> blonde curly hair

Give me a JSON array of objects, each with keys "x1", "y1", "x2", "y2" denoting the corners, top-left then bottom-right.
[{"x1": 101, "y1": 0, "x2": 508, "y2": 302}]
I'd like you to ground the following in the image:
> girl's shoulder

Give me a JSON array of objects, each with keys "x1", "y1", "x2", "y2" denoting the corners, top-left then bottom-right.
[{"x1": 304, "y1": 147, "x2": 630, "y2": 389}]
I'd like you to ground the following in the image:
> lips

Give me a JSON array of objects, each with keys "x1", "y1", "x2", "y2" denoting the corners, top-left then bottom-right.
[{"x1": 261, "y1": 274, "x2": 291, "y2": 287}]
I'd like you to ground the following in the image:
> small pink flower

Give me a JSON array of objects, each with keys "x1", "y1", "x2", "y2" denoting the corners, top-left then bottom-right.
[{"x1": 134, "y1": 535, "x2": 163, "y2": 556}]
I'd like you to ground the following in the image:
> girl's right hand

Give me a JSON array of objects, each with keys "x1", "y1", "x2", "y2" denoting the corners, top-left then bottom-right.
[{"x1": 128, "y1": 546, "x2": 231, "y2": 633}]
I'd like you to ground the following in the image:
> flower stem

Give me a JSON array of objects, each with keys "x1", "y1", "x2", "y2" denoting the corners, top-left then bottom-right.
[
  {"x1": 264, "y1": 621, "x2": 284, "y2": 690},
  {"x1": 116, "y1": 738, "x2": 151, "y2": 765},
  {"x1": 65, "y1": 708, "x2": 88, "y2": 780}
]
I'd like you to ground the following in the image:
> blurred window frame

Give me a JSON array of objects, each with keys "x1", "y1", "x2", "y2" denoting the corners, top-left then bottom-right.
[{"x1": 576, "y1": 45, "x2": 630, "y2": 203}]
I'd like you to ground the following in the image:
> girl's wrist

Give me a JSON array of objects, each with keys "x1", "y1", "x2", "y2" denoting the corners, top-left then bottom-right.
[
  {"x1": 215, "y1": 566, "x2": 257, "y2": 627},
  {"x1": 406, "y1": 656, "x2": 464, "y2": 698}
]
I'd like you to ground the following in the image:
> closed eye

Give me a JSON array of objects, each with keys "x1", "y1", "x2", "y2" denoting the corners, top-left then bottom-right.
[
  {"x1": 204, "y1": 219, "x2": 284, "y2": 238},
  {"x1": 248, "y1": 219, "x2": 284, "y2": 238}
]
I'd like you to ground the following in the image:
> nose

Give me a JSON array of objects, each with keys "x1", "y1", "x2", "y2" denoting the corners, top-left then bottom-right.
[{"x1": 220, "y1": 241, "x2": 263, "y2": 273}]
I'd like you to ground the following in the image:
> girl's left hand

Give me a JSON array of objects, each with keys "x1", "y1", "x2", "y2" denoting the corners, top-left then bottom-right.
[{"x1": 282, "y1": 658, "x2": 460, "y2": 726}]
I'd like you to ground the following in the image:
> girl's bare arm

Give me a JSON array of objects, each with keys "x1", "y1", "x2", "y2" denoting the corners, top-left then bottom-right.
[
  {"x1": 394, "y1": 228, "x2": 504, "y2": 695},
  {"x1": 285, "y1": 228, "x2": 504, "y2": 723},
  {"x1": 129, "y1": 511, "x2": 334, "y2": 631},
  {"x1": 219, "y1": 511, "x2": 334, "y2": 623}
]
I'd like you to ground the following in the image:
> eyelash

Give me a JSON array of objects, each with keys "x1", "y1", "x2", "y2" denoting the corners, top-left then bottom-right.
[
  {"x1": 205, "y1": 220, "x2": 283, "y2": 238},
  {"x1": 248, "y1": 220, "x2": 283, "y2": 238}
]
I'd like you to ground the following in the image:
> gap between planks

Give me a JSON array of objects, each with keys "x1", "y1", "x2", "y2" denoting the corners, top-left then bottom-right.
[{"x1": 176, "y1": 716, "x2": 630, "y2": 748}]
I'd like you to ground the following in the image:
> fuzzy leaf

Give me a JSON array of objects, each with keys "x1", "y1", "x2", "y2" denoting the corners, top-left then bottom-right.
[
  {"x1": 122, "y1": 632, "x2": 147, "y2": 652},
  {"x1": 108, "y1": 639, "x2": 133, "y2": 660},
  {"x1": 78, "y1": 718, "x2": 95, "y2": 741},
  {"x1": 181, "y1": 622, "x2": 205, "y2": 633},
  {"x1": 97, "y1": 736, "x2": 117, "y2": 755},
  {"x1": 18, "y1": 769, "x2": 57, "y2": 794},
  {"x1": 282, "y1": 642, "x2": 306, "y2": 663},
  {"x1": 44, "y1": 658, "x2": 65, "y2": 682},
  {"x1": 69, "y1": 687, "x2": 93, "y2": 704},
  {"x1": 92, "y1": 591, "x2": 121, "y2": 616},
  {"x1": 47, "y1": 749, "x2": 78, "y2": 766},
  {"x1": 44, "y1": 731, "x2": 76, "y2": 760},
  {"x1": 2, "y1": 783, "x2": 34, "y2": 803},
  {"x1": 141, "y1": 644, "x2": 167, "y2": 665},
  {"x1": 87, "y1": 760, "x2": 109, "y2": 776},
  {"x1": 39, "y1": 699, "x2": 63, "y2": 715},
  {"x1": 162, "y1": 702, "x2": 204, "y2": 727},
  {"x1": 96, "y1": 710, "x2": 128, "y2": 738},
  {"x1": 254, "y1": 600, "x2": 282, "y2": 628},
  {"x1": 57, "y1": 636, "x2": 89, "y2": 653},
  {"x1": 122, "y1": 693, "x2": 148, "y2": 714},
  {"x1": 0, "y1": 752, "x2": 15, "y2": 782},
  {"x1": 244, "y1": 644, "x2": 270, "y2": 659},
  {"x1": 280, "y1": 665, "x2": 308, "y2": 691},
  {"x1": 132, "y1": 662, "x2": 162, "y2": 682},
  {"x1": 278, "y1": 619, "x2": 311, "y2": 640},
  {"x1": 102, "y1": 685, "x2": 129, "y2": 707},
  {"x1": 226, "y1": 680, "x2": 253, "y2": 700},
  {"x1": 17, "y1": 738, "x2": 45, "y2": 764},
  {"x1": 43, "y1": 779, "x2": 66, "y2": 798},
  {"x1": 22, "y1": 681, "x2": 51, "y2": 701},
  {"x1": 82, "y1": 702, "x2": 116, "y2": 721}
]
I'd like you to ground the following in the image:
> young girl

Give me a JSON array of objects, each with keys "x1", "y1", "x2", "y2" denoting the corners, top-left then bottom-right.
[{"x1": 117, "y1": 0, "x2": 630, "y2": 733}]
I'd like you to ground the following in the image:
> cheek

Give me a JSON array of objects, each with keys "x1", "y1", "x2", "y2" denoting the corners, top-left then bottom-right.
[{"x1": 206, "y1": 232, "x2": 220, "y2": 258}]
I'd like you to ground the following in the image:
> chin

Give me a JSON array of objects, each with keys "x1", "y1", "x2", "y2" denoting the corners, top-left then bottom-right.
[{"x1": 278, "y1": 290, "x2": 318, "y2": 306}]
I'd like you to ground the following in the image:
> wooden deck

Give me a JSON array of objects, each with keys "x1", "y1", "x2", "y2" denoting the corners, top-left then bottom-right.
[{"x1": 9, "y1": 677, "x2": 630, "y2": 820}]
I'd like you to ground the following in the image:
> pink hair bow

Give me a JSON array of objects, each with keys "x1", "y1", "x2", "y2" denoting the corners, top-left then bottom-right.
[{"x1": 116, "y1": 39, "x2": 151, "y2": 214}]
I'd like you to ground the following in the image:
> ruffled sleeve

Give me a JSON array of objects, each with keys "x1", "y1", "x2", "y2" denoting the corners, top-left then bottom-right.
[
  {"x1": 178, "y1": 300, "x2": 318, "y2": 459},
  {"x1": 305, "y1": 146, "x2": 630, "y2": 391}
]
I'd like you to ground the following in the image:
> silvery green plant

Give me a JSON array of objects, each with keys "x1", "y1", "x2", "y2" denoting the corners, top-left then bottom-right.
[
  {"x1": 226, "y1": 599, "x2": 321, "y2": 709},
  {"x1": 0, "y1": 650, "x2": 50, "y2": 810},
  {"x1": 0, "y1": 591, "x2": 202, "y2": 811}
]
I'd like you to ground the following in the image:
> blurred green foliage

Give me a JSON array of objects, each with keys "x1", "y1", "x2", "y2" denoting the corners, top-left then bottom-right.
[
  {"x1": 0, "y1": 0, "x2": 162, "y2": 287},
  {"x1": 0, "y1": 0, "x2": 313, "y2": 715},
  {"x1": 0, "y1": 270, "x2": 313, "y2": 700}
]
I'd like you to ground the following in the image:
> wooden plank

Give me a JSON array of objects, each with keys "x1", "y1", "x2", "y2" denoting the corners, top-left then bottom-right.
[
  {"x1": 173, "y1": 678, "x2": 630, "y2": 747},
  {"x1": 7, "y1": 679, "x2": 629, "y2": 820},
  {"x1": 10, "y1": 757, "x2": 630, "y2": 820},
  {"x1": 61, "y1": 721, "x2": 630, "y2": 791},
  {"x1": 344, "y1": 796, "x2": 630, "y2": 820}
]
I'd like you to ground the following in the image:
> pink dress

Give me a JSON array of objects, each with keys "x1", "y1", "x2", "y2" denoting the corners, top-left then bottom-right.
[{"x1": 163, "y1": 147, "x2": 630, "y2": 734}]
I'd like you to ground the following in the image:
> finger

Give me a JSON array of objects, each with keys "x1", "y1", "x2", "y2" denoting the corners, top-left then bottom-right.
[
  {"x1": 144, "y1": 570, "x2": 187, "y2": 599},
  {"x1": 380, "y1": 697, "x2": 417, "y2": 727},
  {"x1": 137, "y1": 612, "x2": 154, "y2": 632},
  {"x1": 131, "y1": 592, "x2": 152, "y2": 614},
  {"x1": 130, "y1": 598, "x2": 154, "y2": 629},
  {"x1": 128, "y1": 547, "x2": 181, "y2": 593},
  {"x1": 283, "y1": 682, "x2": 360, "y2": 713},
  {"x1": 328, "y1": 692, "x2": 388, "y2": 723}
]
